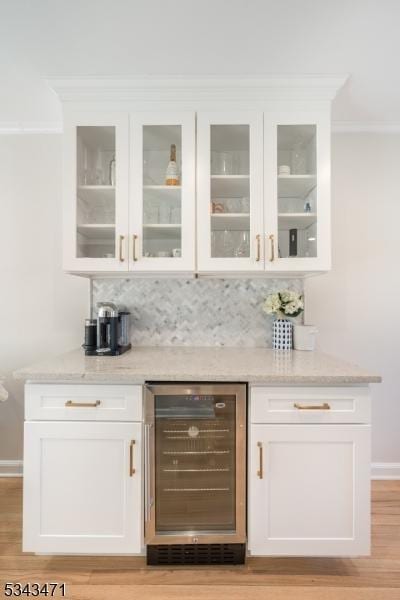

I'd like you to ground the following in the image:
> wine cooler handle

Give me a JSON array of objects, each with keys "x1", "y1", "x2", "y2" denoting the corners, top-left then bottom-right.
[
  {"x1": 257, "y1": 441, "x2": 263, "y2": 479},
  {"x1": 144, "y1": 423, "x2": 152, "y2": 522}
]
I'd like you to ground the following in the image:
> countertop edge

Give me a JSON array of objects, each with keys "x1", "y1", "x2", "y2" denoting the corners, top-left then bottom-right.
[{"x1": 13, "y1": 370, "x2": 382, "y2": 384}]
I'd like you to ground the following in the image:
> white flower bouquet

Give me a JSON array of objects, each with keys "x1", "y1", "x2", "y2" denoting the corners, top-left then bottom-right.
[{"x1": 263, "y1": 289, "x2": 304, "y2": 319}]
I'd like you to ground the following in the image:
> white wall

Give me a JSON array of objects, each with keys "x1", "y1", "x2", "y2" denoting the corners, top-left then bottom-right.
[
  {"x1": 0, "y1": 132, "x2": 399, "y2": 468},
  {"x1": 306, "y1": 132, "x2": 400, "y2": 464},
  {"x1": 0, "y1": 135, "x2": 88, "y2": 463}
]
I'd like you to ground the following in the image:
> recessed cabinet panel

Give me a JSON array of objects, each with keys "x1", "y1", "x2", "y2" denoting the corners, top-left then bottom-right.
[
  {"x1": 130, "y1": 112, "x2": 195, "y2": 271},
  {"x1": 23, "y1": 421, "x2": 143, "y2": 554},
  {"x1": 248, "y1": 424, "x2": 370, "y2": 556},
  {"x1": 197, "y1": 112, "x2": 264, "y2": 272}
]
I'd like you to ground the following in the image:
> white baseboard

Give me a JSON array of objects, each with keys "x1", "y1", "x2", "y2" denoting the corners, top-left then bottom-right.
[
  {"x1": 0, "y1": 460, "x2": 23, "y2": 477},
  {"x1": 371, "y1": 462, "x2": 400, "y2": 480}
]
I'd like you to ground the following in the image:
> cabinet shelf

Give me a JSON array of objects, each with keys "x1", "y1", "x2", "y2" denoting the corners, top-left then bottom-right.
[
  {"x1": 77, "y1": 186, "x2": 115, "y2": 202},
  {"x1": 77, "y1": 224, "x2": 115, "y2": 241},
  {"x1": 143, "y1": 185, "x2": 182, "y2": 190},
  {"x1": 278, "y1": 175, "x2": 316, "y2": 199},
  {"x1": 211, "y1": 213, "x2": 250, "y2": 231},
  {"x1": 143, "y1": 224, "x2": 181, "y2": 240},
  {"x1": 211, "y1": 175, "x2": 250, "y2": 198},
  {"x1": 278, "y1": 213, "x2": 317, "y2": 230},
  {"x1": 143, "y1": 185, "x2": 182, "y2": 203}
]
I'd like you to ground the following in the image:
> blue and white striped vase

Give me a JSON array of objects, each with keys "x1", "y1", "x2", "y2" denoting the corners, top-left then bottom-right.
[{"x1": 273, "y1": 318, "x2": 293, "y2": 350}]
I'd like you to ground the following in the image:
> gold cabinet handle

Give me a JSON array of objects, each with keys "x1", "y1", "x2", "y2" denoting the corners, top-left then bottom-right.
[
  {"x1": 269, "y1": 234, "x2": 275, "y2": 262},
  {"x1": 119, "y1": 235, "x2": 125, "y2": 262},
  {"x1": 257, "y1": 442, "x2": 263, "y2": 479},
  {"x1": 129, "y1": 440, "x2": 136, "y2": 476},
  {"x1": 132, "y1": 234, "x2": 138, "y2": 262},
  {"x1": 294, "y1": 402, "x2": 331, "y2": 410},
  {"x1": 255, "y1": 234, "x2": 261, "y2": 262},
  {"x1": 65, "y1": 400, "x2": 101, "y2": 408}
]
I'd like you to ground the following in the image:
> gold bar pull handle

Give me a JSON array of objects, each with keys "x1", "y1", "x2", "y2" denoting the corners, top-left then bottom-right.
[
  {"x1": 269, "y1": 234, "x2": 275, "y2": 262},
  {"x1": 132, "y1": 234, "x2": 138, "y2": 262},
  {"x1": 255, "y1": 234, "x2": 261, "y2": 262},
  {"x1": 129, "y1": 440, "x2": 136, "y2": 476},
  {"x1": 119, "y1": 235, "x2": 125, "y2": 262},
  {"x1": 294, "y1": 402, "x2": 331, "y2": 410},
  {"x1": 257, "y1": 442, "x2": 263, "y2": 479},
  {"x1": 65, "y1": 400, "x2": 101, "y2": 408}
]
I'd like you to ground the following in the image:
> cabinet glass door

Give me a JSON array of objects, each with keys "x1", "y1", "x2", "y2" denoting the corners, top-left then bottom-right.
[
  {"x1": 197, "y1": 112, "x2": 264, "y2": 271},
  {"x1": 265, "y1": 113, "x2": 330, "y2": 271},
  {"x1": 64, "y1": 113, "x2": 129, "y2": 272},
  {"x1": 130, "y1": 112, "x2": 195, "y2": 271}
]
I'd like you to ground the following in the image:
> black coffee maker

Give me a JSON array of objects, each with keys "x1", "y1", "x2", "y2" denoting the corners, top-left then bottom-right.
[{"x1": 83, "y1": 302, "x2": 131, "y2": 356}]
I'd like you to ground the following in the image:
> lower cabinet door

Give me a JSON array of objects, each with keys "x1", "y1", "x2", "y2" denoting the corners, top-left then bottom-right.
[
  {"x1": 248, "y1": 424, "x2": 371, "y2": 556},
  {"x1": 23, "y1": 421, "x2": 142, "y2": 554}
]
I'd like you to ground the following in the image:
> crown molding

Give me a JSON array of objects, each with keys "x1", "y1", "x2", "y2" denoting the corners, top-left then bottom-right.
[
  {"x1": 332, "y1": 121, "x2": 400, "y2": 133},
  {"x1": 47, "y1": 74, "x2": 348, "y2": 103},
  {"x1": 0, "y1": 121, "x2": 62, "y2": 134}
]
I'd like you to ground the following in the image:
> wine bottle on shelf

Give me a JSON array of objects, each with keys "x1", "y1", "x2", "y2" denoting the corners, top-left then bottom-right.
[{"x1": 165, "y1": 144, "x2": 180, "y2": 186}]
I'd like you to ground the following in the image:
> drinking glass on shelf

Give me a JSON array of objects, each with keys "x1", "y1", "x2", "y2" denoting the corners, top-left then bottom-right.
[
  {"x1": 223, "y1": 230, "x2": 235, "y2": 257},
  {"x1": 241, "y1": 197, "x2": 250, "y2": 213},
  {"x1": 211, "y1": 151, "x2": 234, "y2": 175},
  {"x1": 144, "y1": 204, "x2": 159, "y2": 224},
  {"x1": 291, "y1": 140, "x2": 307, "y2": 174},
  {"x1": 171, "y1": 206, "x2": 181, "y2": 224},
  {"x1": 234, "y1": 231, "x2": 250, "y2": 257},
  {"x1": 159, "y1": 204, "x2": 171, "y2": 224},
  {"x1": 227, "y1": 198, "x2": 240, "y2": 213}
]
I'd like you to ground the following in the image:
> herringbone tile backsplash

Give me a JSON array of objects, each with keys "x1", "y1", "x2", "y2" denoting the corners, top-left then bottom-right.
[{"x1": 92, "y1": 278, "x2": 303, "y2": 347}]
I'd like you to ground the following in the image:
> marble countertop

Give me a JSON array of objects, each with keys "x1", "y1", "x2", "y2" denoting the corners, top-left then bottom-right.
[{"x1": 13, "y1": 347, "x2": 381, "y2": 385}]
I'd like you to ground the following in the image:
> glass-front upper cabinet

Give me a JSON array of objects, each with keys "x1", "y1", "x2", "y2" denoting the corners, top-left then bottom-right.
[
  {"x1": 264, "y1": 112, "x2": 331, "y2": 271},
  {"x1": 63, "y1": 112, "x2": 129, "y2": 272},
  {"x1": 130, "y1": 112, "x2": 195, "y2": 271},
  {"x1": 197, "y1": 112, "x2": 264, "y2": 271}
]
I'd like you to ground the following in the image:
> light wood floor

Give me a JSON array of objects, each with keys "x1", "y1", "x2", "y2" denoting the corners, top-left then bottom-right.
[{"x1": 1, "y1": 479, "x2": 400, "y2": 599}]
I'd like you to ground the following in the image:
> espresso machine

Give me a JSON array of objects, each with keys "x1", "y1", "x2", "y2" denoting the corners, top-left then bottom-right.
[{"x1": 83, "y1": 302, "x2": 131, "y2": 356}]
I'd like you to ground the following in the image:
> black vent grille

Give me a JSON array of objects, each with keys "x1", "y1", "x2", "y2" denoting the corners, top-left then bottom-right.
[{"x1": 147, "y1": 543, "x2": 246, "y2": 566}]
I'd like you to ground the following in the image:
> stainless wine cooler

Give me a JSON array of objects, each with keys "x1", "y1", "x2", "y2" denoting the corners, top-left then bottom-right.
[{"x1": 144, "y1": 384, "x2": 246, "y2": 565}]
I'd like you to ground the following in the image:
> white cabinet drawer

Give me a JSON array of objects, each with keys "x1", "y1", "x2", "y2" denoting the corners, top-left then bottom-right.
[
  {"x1": 250, "y1": 386, "x2": 370, "y2": 424},
  {"x1": 25, "y1": 384, "x2": 142, "y2": 422}
]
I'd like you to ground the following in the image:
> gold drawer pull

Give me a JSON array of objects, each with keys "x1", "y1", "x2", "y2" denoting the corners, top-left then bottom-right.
[
  {"x1": 256, "y1": 234, "x2": 261, "y2": 262},
  {"x1": 269, "y1": 234, "x2": 275, "y2": 262},
  {"x1": 257, "y1": 441, "x2": 263, "y2": 479},
  {"x1": 132, "y1": 234, "x2": 138, "y2": 262},
  {"x1": 119, "y1": 234, "x2": 125, "y2": 262},
  {"x1": 65, "y1": 400, "x2": 101, "y2": 408},
  {"x1": 294, "y1": 402, "x2": 331, "y2": 410},
  {"x1": 129, "y1": 440, "x2": 136, "y2": 476}
]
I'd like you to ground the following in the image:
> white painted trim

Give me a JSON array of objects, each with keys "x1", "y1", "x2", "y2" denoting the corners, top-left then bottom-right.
[
  {"x1": 371, "y1": 462, "x2": 400, "y2": 480},
  {"x1": 333, "y1": 121, "x2": 400, "y2": 133},
  {"x1": 48, "y1": 75, "x2": 348, "y2": 103},
  {"x1": 0, "y1": 460, "x2": 23, "y2": 477},
  {"x1": 0, "y1": 122, "x2": 62, "y2": 134}
]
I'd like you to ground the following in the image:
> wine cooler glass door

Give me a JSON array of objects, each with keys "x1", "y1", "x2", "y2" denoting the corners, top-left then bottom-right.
[{"x1": 145, "y1": 384, "x2": 246, "y2": 545}]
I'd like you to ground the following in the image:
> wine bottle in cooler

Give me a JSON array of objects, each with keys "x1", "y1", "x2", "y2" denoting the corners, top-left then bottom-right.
[{"x1": 165, "y1": 144, "x2": 180, "y2": 186}]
